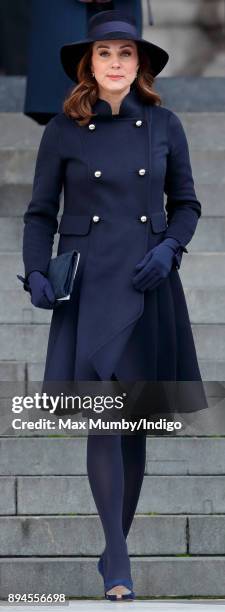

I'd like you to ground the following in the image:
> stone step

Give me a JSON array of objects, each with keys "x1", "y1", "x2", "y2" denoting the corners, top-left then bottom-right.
[
  {"x1": 1, "y1": 437, "x2": 225, "y2": 476},
  {"x1": 1, "y1": 556, "x2": 225, "y2": 598},
  {"x1": 0, "y1": 515, "x2": 224, "y2": 556},
  {"x1": 0, "y1": 290, "x2": 52, "y2": 324},
  {"x1": 1, "y1": 475, "x2": 222, "y2": 514},
  {"x1": 3, "y1": 252, "x2": 225, "y2": 291},
  {"x1": 199, "y1": 360, "x2": 225, "y2": 381},
  {"x1": 179, "y1": 253, "x2": 225, "y2": 287},
  {"x1": 1, "y1": 113, "x2": 225, "y2": 151},
  {"x1": 143, "y1": 0, "x2": 225, "y2": 27},
  {"x1": 0, "y1": 515, "x2": 187, "y2": 556},
  {"x1": 0, "y1": 216, "x2": 224, "y2": 252},
  {"x1": 0, "y1": 322, "x2": 224, "y2": 362},
  {"x1": 0, "y1": 218, "x2": 60, "y2": 252},
  {"x1": 184, "y1": 288, "x2": 225, "y2": 324},
  {"x1": 1, "y1": 287, "x2": 225, "y2": 324},
  {"x1": 0, "y1": 182, "x2": 224, "y2": 217},
  {"x1": 1, "y1": 148, "x2": 224, "y2": 184}
]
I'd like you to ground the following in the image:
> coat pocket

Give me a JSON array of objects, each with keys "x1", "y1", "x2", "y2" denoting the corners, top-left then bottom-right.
[
  {"x1": 58, "y1": 214, "x2": 92, "y2": 235},
  {"x1": 150, "y1": 211, "x2": 167, "y2": 233}
]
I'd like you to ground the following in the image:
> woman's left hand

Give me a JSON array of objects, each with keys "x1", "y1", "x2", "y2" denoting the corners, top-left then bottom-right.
[{"x1": 132, "y1": 238, "x2": 179, "y2": 292}]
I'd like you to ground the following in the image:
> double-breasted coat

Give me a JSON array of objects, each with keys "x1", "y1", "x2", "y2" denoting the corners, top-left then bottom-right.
[
  {"x1": 24, "y1": 0, "x2": 142, "y2": 124},
  {"x1": 20, "y1": 84, "x2": 208, "y2": 416}
]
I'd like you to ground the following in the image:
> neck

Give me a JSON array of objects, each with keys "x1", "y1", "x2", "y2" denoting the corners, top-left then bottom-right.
[{"x1": 98, "y1": 86, "x2": 131, "y2": 115}]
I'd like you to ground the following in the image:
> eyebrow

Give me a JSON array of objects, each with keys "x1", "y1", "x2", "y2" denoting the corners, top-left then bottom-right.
[{"x1": 96, "y1": 44, "x2": 135, "y2": 50}]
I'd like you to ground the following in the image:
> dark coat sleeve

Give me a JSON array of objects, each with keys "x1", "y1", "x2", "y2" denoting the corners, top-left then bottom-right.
[
  {"x1": 18, "y1": 117, "x2": 64, "y2": 291},
  {"x1": 163, "y1": 111, "x2": 201, "y2": 269}
]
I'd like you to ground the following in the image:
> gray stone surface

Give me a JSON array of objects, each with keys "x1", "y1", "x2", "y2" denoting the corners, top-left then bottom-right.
[
  {"x1": 0, "y1": 515, "x2": 186, "y2": 556},
  {"x1": 187, "y1": 217, "x2": 225, "y2": 252},
  {"x1": 192, "y1": 325, "x2": 225, "y2": 361},
  {"x1": 0, "y1": 184, "x2": 32, "y2": 216},
  {"x1": 185, "y1": 288, "x2": 225, "y2": 324},
  {"x1": 155, "y1": 78, "x2": 225, "y2": 111},
  {"x1": 1, "y1": 600, "x2": 225, "y2": 611},
  {"x1": 179, "y1": 113, "x2": 225, "y2": 151},
  {"x1": 0, "y1": 218, "x2": 59, "y2": 252},
  {"x1": 0, "y1": 361, "x2": 25, "y2": 381},
  {"x1": 145, "y1": 437, "x2": 225, "y2": 475},
  {"x1": 199, "y1": 360, "x2": 225, "y2": 381},
  {"x1": 179, "y1": 254, "x2": 225, "y2": 287},
  {"x1": 0, "y1": 438, "x2": 86, "y2": 476},
  {"x1": 1, "y1": 436, "x2": 225, "y2": 476},
  {"x1": 189, "y1": 516, "x2": 225, "y2": 554},
  {"x1": 0, "y1": 149, "x2": 36, "y2": 184},
  {"x1": 1, "y1": 557, "x2": 225, "y2": 598},
  {"x1": 17, "y1": 475, "x2": 225, "y2": 514},
  {"x1": 0, "y1": 324, "x2": 49, "y2": 361},
  {"x1": 0, "y1": 477, "x2": 15, "y2": 514},
  {"x1": 0, "y1": 290, "x2": 52, "y2": 324},
  {"x1": 195, "y1": 184, "x2": 225, "y2": 217},
  {"x1": 144, "y1": 0, "x2": 225, "y2": 26}
]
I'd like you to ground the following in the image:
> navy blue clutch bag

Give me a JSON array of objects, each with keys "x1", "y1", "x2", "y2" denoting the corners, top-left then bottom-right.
[{"x1": 17, "y1": 249, "x2": 80, "y2": 301}]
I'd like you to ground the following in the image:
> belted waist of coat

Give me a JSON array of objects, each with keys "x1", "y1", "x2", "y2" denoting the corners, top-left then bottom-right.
[{"x1": 57, "y1": 211, "x2": 168, "y2": 235}]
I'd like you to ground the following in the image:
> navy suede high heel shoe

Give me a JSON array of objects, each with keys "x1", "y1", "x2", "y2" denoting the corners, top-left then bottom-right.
[{"x1": 97, "y1": 551, "x2": 135, "y2": 601}]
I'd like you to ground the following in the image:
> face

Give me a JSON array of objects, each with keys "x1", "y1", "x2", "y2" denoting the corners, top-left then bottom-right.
[{"x1": 91, "y1": 39, "x2": 139, "y2": 95}]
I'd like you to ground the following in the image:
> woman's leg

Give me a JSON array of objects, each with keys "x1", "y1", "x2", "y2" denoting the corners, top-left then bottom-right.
[
  {"x1": 98, "y1": 432, "x2": 147, "y2": 578},
  {"x1": 86, "y1": 433, "x2": 133, "y2": 589},
  {"x1": 121, "y1": 432, "x2": 147, "y2": 537}
]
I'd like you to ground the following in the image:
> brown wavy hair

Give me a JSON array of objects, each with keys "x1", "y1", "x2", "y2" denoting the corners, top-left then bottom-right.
[{"x1": 63, "y1": 42, "x2": 162, "y2": 126}]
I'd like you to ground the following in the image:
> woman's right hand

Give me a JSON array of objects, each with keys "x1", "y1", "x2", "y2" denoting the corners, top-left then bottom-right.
[{"x1": 28, "y1": 271, "x2": 56, "y2": 309}]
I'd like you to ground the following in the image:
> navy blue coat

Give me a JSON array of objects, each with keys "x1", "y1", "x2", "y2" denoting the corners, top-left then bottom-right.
[
  {"x1": 24, "y1": 0, "x2": 142, "y2": 124},
  {"x1": 20, "y1": 85, "x2": 208, "y2": 416}
]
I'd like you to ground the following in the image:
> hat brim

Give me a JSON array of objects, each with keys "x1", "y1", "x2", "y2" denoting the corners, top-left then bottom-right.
[{"x1": 60, "y1": 33, "x2": 169, "y2": 82}]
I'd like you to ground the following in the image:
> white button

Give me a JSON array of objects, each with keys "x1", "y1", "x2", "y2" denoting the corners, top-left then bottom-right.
[
  {"x1": 92, "y1": 215, "x2": 100, "y2": 223},
  {"x1": 94, "y1": 170, "x2": 102, "y2": 178},
  {"x1": 140, "y1": 215, "x2": 148, "y2": 223},
  {"x1": 138, "y1": 168, "x2": 146, "y2": 176},
  {"x1": 89, "y1": 123, "x2": 96, "y2": 130},
  {"x1": 135, "y1": 120, "x2": 143, "y2": 127}
]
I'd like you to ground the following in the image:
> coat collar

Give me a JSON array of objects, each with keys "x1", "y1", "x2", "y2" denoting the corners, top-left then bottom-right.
[{"x1": 92, "y1": 85, "x2": 145, "y2": 119}]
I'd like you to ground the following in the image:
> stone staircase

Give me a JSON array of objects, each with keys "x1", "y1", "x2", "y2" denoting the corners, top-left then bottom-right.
[
  {"x1": 0, "y1": 107, "x2": 225, "y2": 598},
  {"x1": 1, "y1": 436, "x2": 225, "y2": 597}
]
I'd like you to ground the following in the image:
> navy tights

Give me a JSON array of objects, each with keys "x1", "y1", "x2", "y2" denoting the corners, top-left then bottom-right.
[{"x1": 86, "y1": 432, "x2": 147, "y2": 588}]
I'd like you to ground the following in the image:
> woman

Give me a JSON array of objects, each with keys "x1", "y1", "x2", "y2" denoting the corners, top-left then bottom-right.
[
  {"x1": 18, "y1": 10, "x2": 208, "y2": 601},
  {"x1": 24, "y1": 0, "x2": 143, "y2": 125}
]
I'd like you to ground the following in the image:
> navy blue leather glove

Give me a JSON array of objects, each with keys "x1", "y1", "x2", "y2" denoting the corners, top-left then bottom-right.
[
  {"x1": 28, "y1": 271, "x2": 56, "y2": 309},
  {"x1": 132, "y1": 238, "x2": 182, "y2": 293}
]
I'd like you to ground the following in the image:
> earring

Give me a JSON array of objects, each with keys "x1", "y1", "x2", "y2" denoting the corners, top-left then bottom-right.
[{"x1": 92, "y1": 72, "x2": 95, "y2": 77}]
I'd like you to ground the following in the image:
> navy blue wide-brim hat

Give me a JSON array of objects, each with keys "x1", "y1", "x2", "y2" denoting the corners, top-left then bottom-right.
[{"x1": 60, "y1": 10, "x2": 169, "y2": 81}]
